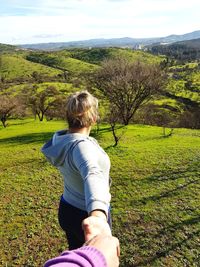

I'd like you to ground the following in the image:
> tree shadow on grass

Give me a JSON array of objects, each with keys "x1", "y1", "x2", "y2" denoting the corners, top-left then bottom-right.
[
  {"x1": 136, "y1": 135, "x2": 171, "y2": 142},
  {"x1": 0, "y1": 132, "x2": 54, "y2": 145},
  {"x1": 134, "y1": 177, "x2": 200, "y2": 205},
  {"x1": 3, "y1": 157, "x2": 48, "y2": 169},
  {"x1": 132, "y1": 229, "x2": 200, "y2": 267},
  {"x1": 154, "y1": 214, "x2": 200, "y2": 239},
  {"x1": 6, "y1": 120, "x2": 34, "y2": 127},
  {"x1": 125, "y1": 160, "x2": 200, "y2": 266},
  {"x1": 120, "y1": 211, "x2": 200, "y2": 267},
  {"x1": 131, "y1": 157, "x2": 200, "y2": 206},
  {"x1": 142, "y1": 160, "x2": 200, "y2": 183},
  {"x1": 91, "y1": 125, "x2": 125, "y2": 139}
]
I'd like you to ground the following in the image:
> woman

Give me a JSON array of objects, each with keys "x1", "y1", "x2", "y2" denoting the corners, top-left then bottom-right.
[{"x1": 41, "y1": 91, "x2": 111, "y2": 249}]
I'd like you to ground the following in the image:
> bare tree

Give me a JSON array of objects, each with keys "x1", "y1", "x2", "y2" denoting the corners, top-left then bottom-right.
[
  {"x1": 107, "y1": 103, "x2": 127, "y2": 147},
  {"x1": 94, "y1": 58, "x2": 166, "y2": 125},
  {"x1": 0, "y1": 95, "x2": 18, "y2": 127},
  {"x1": 22, "y1": 85, "x2": 60, "y2": 121},
  {"x1": 45, "y1": 95, "x2": 67, "y2": 120}
]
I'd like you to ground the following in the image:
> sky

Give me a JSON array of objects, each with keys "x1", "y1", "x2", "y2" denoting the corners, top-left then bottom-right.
[{"x1": 0, "y1": 0, "x2": 199, "y2": 45}]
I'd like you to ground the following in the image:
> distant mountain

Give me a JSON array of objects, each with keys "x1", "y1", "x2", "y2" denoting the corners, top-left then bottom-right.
[
  {"x1": 157, "y1": 30, "x2": 200, "y2": 44},
  {"x1": 19, "y1": 30, "x2": 200, "y2": 51},
  {"x1": 19, "y1": 37, "x2": 156, "y2": 50}
]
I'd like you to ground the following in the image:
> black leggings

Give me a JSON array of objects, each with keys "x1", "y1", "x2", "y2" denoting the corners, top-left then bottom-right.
[{"x1": 58, "y1": 197, "x2": 112, "y2": 250}]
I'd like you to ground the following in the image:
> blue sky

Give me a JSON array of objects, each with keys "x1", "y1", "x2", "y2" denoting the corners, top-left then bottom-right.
[{"x1": 0, "y1": 0, "x2": 199, "y2": 44}]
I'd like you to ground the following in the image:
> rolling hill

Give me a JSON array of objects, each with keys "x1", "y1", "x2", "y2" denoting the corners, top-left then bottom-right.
[
  {"x1": 0, "y1": 45, "x2": 199, "y2": 129},
  {"x1": 0, "y1": 43, "x2": 19, "y2": 53},
  {"x1": 0, "y1": 54, "x2": 63, "y2": 82},
  {"x1": 25, "y1": 50, "x2": 98, "y2": 76},
  {"x1": 67, "y1": 47, "x2": 162, "y2": 65},
  {"x1": 148, "y1": 38, "x2": 200, "y2": 60}
]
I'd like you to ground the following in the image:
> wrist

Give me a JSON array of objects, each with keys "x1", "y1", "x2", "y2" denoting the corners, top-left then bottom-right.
[{"x1": 90, "y1": 210, "x2": 107, "y2": 221}]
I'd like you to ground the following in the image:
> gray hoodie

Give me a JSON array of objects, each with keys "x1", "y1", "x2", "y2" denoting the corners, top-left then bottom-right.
[{"x1": 41, "y1": 130, "x2": 111, "y2": 215}]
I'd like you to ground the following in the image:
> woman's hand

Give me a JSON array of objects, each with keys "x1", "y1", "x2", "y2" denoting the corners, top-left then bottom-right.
[
  {"x1": 82, "y1": 215, "x2": 111, "y2": 242},
  {"x1": 82, "y1": 215, "x2": 120, "y2": 267}
]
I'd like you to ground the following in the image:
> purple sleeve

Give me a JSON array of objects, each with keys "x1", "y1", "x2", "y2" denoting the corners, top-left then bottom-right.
[{"x1": 44, "y1": 246, "x2": 107, "y2": 267}]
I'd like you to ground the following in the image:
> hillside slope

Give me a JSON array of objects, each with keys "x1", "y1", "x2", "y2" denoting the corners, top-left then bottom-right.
[
  {"x1": 0, "y1": 54, "x2": 63, "y2": 82},
  {"x1": 0, "y1": 43, "x2": 19, "y2": 53},
  {"x1": 149, "y1": 38, "x2": 200, "y2": 60},
  {"x1": 25, "y1": 51, "x2": 98, "y2": 76},
  {"x1": 68, "y1": 48, "x2": 162, "y2": 65}
]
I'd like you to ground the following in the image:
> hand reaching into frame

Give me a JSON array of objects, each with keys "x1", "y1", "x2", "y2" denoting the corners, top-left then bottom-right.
[
  {"x1": 84, "y1": 234, "x2": 120, "y2": 267},
  {"x1": 82, "y1": 215, "x2": 112, "y2": 242}
]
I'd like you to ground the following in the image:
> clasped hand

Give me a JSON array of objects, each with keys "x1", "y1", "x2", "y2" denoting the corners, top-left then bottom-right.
[{"x1": 82, "y1": 216, "x2": 120, "y2": 267}]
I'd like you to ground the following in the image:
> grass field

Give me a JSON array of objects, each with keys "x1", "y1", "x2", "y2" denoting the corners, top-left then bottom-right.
[{"x1": 0, "y1": 119, "x2": 200, "y2": 266}]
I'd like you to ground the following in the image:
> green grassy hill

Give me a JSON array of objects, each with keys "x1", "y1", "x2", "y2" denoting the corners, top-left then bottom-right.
[
  {"x1": 0, "y1": 119, "x2": 199, "y2": 266},
  {"x1": 0, "y1": 43, "x2": 19, "y2": 53},
  {"x1": 25, "y1": 48, "x2": 161, "y2": 78},
  {"x1": 148, "y1": 62, "x2": 200, "y2": 125},
  {"x1": 0, "y1": 47, "x2": 163, "y2": 96},
  {"x1": 25, "y1": 50, "x2": 99, "y2": 76},
  {"x1": 0, "y1": 54, "x2": 63, "y2": 82},
  {"x1": 166, "y1": 63, "x2": 200, "y2": 103},
  {"x1": 69, "y1": 47, "x2": 162, "y2": 65},
  {"x1": 56, "y1": 56, "x2": 98, "y2": 75},
  {"x1": 167, "y1": 79, "x2": 200, "y2": 104},
  {"x1": 0, "y1": 47, "x2": 199, "y2": 129},
  {"x1": 1, "y1": 82, "x2": 80, "y2": 97}
]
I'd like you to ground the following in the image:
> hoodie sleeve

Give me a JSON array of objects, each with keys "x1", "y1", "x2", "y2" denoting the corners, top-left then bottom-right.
[
  {"x1": 72, "y1": 140, "x2": 111, "y2": 216},
  {"x1": 44, "y1": 246, "x2": 107, "y2": 267}
]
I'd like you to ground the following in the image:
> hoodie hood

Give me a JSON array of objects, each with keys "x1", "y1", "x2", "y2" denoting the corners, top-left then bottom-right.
[{"x1": 41, "y1": 130, "x2": 87, "y2": 167}]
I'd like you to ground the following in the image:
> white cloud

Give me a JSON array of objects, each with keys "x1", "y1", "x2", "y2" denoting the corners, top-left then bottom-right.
[{"x1": 0, "y1": 0, "x2": 199, "y2": 44}]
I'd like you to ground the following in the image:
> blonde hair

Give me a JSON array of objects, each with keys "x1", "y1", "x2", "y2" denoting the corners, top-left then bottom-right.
[{"x1": 66, "y1": 91, "x2": 98, "y2": 128}]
